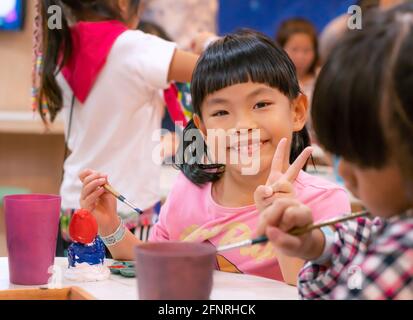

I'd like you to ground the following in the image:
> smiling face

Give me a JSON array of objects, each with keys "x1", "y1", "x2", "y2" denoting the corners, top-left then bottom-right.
[{"x1": 194, "y1": 82, "x2": 308, "y2": 178}]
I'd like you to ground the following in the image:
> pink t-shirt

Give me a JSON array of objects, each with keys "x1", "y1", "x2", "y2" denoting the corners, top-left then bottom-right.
[{"x1": 150, "y1": 171, "x2": 351, "y2": 281}]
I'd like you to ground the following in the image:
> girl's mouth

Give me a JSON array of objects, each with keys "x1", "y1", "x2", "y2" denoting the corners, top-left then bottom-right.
[{"x1": 228, "y1": 140, "x2": 270, "y2": 157}]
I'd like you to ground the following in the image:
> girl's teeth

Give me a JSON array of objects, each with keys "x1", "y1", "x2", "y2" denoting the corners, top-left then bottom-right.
[{"x1": 232, "y1": 142, "x2": 263, "y2": 153}]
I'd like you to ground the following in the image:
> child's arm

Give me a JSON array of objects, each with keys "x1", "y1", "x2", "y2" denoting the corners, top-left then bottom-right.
[
  {"x1": 79, "y1": 169, "x2": 141, "y2": 261},
  {"x1": 276, "y1": 256, "x2": 305, "y2": 286},
  {"x1": 100, "y1": 228, "x2": 140, "y2": 261},
  {"x1": 167, "y1": 32, "x2": 220, "y2": 83},
  {"x1": 167, "y1": 49, "x2": 199, "y2": 83},
  {"x1": 298, "y1": 215, "x2": 396, "y2": 300},
  {"x1": 190, "y1": 32, "x2": 220, "y2": 55}
]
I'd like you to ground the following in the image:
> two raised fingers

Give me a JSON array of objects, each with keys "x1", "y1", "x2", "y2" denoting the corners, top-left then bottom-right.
[
  {"x1": 283, "y1": 146, "x2": 313, "y2": 182},
  {"x1": 267, "y1": 138, "x2": 288, "y2": 185},
  {"x1": 267, "y1": 139, "x2": 313, "y2": 185},
  {"x1": 258, "y1": 142, "x2": 312, "y2": 206}
]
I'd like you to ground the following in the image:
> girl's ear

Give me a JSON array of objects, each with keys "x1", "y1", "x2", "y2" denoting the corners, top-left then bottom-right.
[
  {"x1": 193, "y1": 114, "x2": 207, "y2": 136},
  {"x1": 291, "y1": 94, "x2": 309, "y2": 132},
  {"x1": 118, "y1": 0, "x2": 141, "y2": 27}
]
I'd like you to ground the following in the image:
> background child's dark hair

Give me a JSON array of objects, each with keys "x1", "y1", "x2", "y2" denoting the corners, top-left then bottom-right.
[
  {"x1": 356, "y1": 0, "x2": 379, "y2": 12},
  {"x1": 275, "y1": 18, "x2": 319, "y2": 75},
  {"x1": 175, "y1": 29, "x2": 311, "y2": 186},
  {"x1": 138, "y1": 21, "x2": 172, "y2": 41},
  {"x1": 39, "y1": 0, "x2": 141, "y2": 123},
  {"x1": 311, "y1": 3, "x2": 413, "y2": 173}
]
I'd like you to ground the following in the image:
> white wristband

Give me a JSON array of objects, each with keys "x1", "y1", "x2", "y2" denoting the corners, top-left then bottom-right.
[{"x1": 100, "y1": 219, "x2": 126, "y2": 247}]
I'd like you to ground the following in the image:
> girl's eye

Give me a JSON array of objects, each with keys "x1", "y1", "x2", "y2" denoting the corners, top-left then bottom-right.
[
  {"x1": 211, "y1": 110, "x2": 229, "y2": 117},
  {"x1": 253, "y1": 102, "x2": 271, "y2": 109}
]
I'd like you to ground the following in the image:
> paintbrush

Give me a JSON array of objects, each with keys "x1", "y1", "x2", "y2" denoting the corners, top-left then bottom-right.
[
  {"x1": 103, "y1": 184, "x2": 143, "y2": 215},
  {"x1": 216, "y1": 210, "x2": 369, "y2": 252}
]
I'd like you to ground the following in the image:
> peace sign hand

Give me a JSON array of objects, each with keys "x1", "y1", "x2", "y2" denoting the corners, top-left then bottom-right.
[{"x1": 254, "y1": 138, "x2": 313, "y2": 213}]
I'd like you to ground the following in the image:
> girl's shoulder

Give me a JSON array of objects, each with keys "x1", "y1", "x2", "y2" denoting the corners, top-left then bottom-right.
[
  {"x1": 108, "y1": 30, "x2": 177, "y2": 89},
  {"x1": 294, "y1": 170, "x2": 351, "y2": 219},
  {"x1": 295, "y1": 170, "x2": 347, "y2": 194},
  {"x1": 113, "y1": 30, "x2": 175, "y2": 53},
  {"x1": 109, "y1": 30, "x2": 147, "y2": 57}
]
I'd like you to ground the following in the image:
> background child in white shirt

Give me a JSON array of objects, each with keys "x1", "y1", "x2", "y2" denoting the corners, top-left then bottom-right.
[{"x1": 34, "y1": 0, "x2": 198, "y2": 256}]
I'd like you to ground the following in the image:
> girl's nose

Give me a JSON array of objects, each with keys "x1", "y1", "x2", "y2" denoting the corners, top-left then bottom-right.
[{"x1": 234, "y1": 112, "x2": 258, "y2": 132}]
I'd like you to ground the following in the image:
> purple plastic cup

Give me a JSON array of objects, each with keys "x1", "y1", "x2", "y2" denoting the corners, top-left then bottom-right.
[
  {"x1": 135, "y1": 242, "x2": 216, "y2": 300},
  {"x1": 4, "y1": 194, "x2": 61, "y2": 285}
]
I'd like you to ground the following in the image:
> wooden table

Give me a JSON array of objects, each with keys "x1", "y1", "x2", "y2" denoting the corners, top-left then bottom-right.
[{"x1": 0, "y1": 257, "x2": 298, "y2": 300}]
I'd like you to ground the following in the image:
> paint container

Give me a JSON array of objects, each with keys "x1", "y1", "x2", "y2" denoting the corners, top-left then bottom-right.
[
  {"x1": 4, "y1": 194, "x2": 61, "y2": 285},
  {"x1": 135, "y1": 242, "x2": 216, "y2": 300}
]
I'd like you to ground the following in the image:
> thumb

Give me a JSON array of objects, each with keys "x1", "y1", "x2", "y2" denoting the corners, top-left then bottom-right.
[
  {"x1": 254, "y1": 185, "x2": 274, "y2": 210},
  {"x1": 271, "y1": 179, "x2": 294, "y2": 195}
]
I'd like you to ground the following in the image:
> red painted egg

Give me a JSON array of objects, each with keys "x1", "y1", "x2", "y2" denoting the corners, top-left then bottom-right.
[{"x1": 69, "y1": 209, "x2": 98, "y2": 244}]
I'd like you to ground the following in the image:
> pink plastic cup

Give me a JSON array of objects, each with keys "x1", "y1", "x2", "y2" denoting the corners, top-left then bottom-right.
[{"x1": 4, "y1": 194, "x2": 61, "y2": 285}]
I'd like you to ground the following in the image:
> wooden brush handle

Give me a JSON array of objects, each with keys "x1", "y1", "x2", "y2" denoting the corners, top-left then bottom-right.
[
  {"x1": 103, "y1": 184, "x2": 120, "y2": 198},
  {"x1": 289, "y1": 211, "x2": 369, "y2": 236}
]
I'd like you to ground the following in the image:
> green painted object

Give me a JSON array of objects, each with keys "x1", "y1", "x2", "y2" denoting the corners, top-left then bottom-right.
[
  {"x1": 0, "y1": 187, "x2": 30, "y2": 206},
  {"x1": 109, "y1": 261, "x2": 136, "y2": 278}
]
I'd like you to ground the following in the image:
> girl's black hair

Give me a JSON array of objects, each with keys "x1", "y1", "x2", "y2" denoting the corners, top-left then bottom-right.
[
  {"x1": 311, "y1": 3, "x2": 413, "y2": 170},
  {"x1": 356, "y1": 0, "x2": 380, "y2": 12},
  {"x1": 39, "y1": 0, "x2": 141, "y2": 123},
  {"x1": 138, "y1": 21, "x2": 172, "y2": 41},
  {"x1": 175, "y1": 29, "x2": 311, "y2": 185}
]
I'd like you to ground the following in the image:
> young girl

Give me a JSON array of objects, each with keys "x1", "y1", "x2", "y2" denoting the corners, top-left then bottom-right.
[
  {"x1": 80, "y1": 30, "x2": 350, "y2": 284},
  {"x1": 34, "y1": 0, "x2": 198, "y2": 255},
  {"x1": 257, "y1": 3, "x2": 413, "y2": 298},
  {"x1": 276, "y1": 18, "x2": 319, "y2": 105}
]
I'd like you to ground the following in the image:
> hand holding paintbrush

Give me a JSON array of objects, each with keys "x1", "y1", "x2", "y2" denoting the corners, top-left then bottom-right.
[
  {"x1": 79, "y1": 170, "x2": 143, "y2": 222},
  {"x1": 217, "y1": 209, "x2": 369, "y2": 252},
  {"x1": 217, "y1": 193, "x2": 370, "y2": 263}
]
